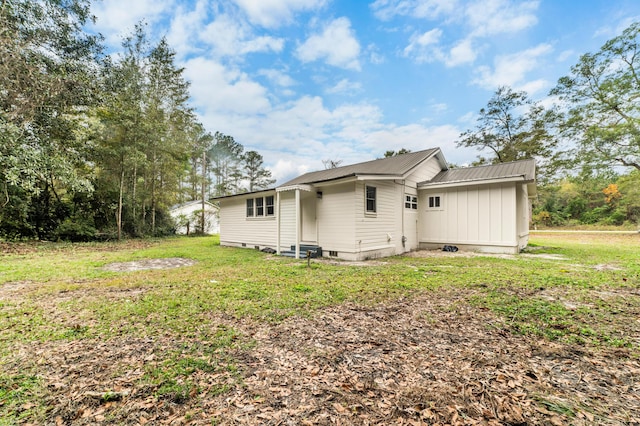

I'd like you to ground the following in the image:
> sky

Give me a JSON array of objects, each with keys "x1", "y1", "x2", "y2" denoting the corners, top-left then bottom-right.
[{"x1": 89, "y1": 0, "x2": 640, "y2": 184}]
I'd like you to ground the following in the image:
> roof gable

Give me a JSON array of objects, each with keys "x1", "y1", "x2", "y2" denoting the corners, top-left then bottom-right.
[
  {"x1": 420, "y1": 158, "x2": 535, "y2": 187},
  {"x1": 279, "y1": 148, "x2": 443, "y2": 187}
]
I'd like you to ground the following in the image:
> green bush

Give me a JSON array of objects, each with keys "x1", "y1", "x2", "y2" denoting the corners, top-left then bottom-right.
[{"x1": 54, "y1": 219, "x2": 97, "y2": 242}]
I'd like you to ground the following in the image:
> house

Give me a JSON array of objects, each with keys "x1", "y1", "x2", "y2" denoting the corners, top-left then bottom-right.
[
  {"x1": 215, "y1": 148, "x2": 536, "y2": 260},
  {"x1": 169, "y1": 200, "x2": 219, "y2": 235}
]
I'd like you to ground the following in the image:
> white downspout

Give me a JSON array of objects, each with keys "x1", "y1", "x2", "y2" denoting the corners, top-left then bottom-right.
[
  {"x1": 295, "y1": 188, "x2": 300, "y2": 259},
  {"x1": 276, "y1": 191, "x2": 281, "y2": 255}
]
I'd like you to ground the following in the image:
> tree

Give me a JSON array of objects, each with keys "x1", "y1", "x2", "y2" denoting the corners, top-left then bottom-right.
[
  {"x1": 242, "y1": 151, "x2": 275, "y2": 192},
  {"x1": 209, "y1": 132, "x2": 243, "y2": 196},
  {"x1": 383, "y1": 148, "x2": 411, "y2": 157},
  {"x1": 457, "y1": 86, "x2": 558, "y2": 180},
  {"x1": 0, "y1": 0, "x2": 102, "y2": 238},
  {"x1": 552, "y1": 22, "x2": 640, "y2": 172},
  {"x1": 322, "y1": 159, "x2": 343, "y2": 169}
]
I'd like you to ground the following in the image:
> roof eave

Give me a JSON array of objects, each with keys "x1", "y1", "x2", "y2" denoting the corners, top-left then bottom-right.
[{"x1": 419, "y1": 175, "x2": 530, "y2": 189}]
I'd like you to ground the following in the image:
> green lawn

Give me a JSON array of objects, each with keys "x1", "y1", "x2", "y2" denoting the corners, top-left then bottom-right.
[{"x1": 0, "y1": 233, "x2": 638, "y2": 424}]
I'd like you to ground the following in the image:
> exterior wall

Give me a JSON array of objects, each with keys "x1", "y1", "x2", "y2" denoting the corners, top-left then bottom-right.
[
  {"x1": 419, "y1": 183, "x2": 520, "y2": 253},
  {"x1": 219, "y1": 191, "x2": 277, "y2": 249},
  {"x1": 353, "y1": 180, "x2": 402, "y2": 259},
  {"x1": 404, "y1": 156, "x2": 445, "y2": 186},
  {"x1": 278, "y1": 191, "x2": 296, "y2": 252},
  {"x1": 516, "y1": 184, "x2": 530, "y2": 250},
  {"x1": 170, "y1": 202, "x2": 219, "y2": 234},
  {"x1": 315, "y1": 182, "x2": 356, "y2": 255}
]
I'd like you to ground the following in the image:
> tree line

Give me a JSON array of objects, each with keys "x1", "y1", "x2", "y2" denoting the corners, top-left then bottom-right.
[
  {"x1": 457, "y1": 22, "x2": 640, "y2": 228},
  {"x1": 0, "y1": 1, "x2": 273, "y2": 241}
]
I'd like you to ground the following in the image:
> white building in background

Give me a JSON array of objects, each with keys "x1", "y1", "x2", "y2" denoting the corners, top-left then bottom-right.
[{"x1": 169, "y1": 200, "x2": 219, "y2": 235}]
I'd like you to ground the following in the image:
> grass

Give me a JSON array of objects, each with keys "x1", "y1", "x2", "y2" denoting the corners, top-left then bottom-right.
[{"x1": 0, "y1": 233, "x2": 638, "y2": 422}]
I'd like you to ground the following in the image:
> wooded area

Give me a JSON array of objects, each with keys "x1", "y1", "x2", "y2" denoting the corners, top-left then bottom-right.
[
  {"x1": 0, "y1": 1, "x2": 274, "y2": 241},
  {"x1": 0, "y1": 0, "x2": 639, "y2": 241}
]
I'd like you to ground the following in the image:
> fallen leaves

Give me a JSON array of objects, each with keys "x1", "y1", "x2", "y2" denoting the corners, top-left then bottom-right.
[{"x1": 3, "y1": 291, "x2": 639, "y2": 424}]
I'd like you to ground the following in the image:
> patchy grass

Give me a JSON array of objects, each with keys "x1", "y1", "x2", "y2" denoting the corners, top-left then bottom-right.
[{"x1": 0, "y1": 233, "x2": 638, "y2": 424}]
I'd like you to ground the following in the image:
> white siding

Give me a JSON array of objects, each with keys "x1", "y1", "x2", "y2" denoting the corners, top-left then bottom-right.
[
  {"x1": 354, "y1": 180, "x2": 401, "y2": 258},
  {"x1": 516, "y1": 184, "x2": 530, "y2": 249},
  {"x1": 404, "y1": 156, "x2": 444, "y2": 187},
  {"x1": 419, "y1": 183, "x2": 519, "y2": 251},
  {"x1": 316, "y1": 182, "x2": 356, "y2": 252},
  {"x1": 219, "y1": 192, "x2": 277, "y2": 248},
  {"x1": 279, "y1": 192, "x2": 296, "y2": 251}
]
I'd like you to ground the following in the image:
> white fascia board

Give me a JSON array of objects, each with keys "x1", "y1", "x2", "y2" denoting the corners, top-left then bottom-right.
[
  {"x1": 276, "y1": 184, "x2": 314, "y2": 192},
  {"x1": 355, "y1": 174, "x2": 403, "y2": 181},
  {"x1": 418, "y1": 176, "x2": 527, "y2": 190}
]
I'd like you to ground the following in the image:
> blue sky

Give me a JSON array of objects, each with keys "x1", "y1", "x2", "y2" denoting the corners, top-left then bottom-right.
[{"x1": 89, "y1": 0, "x2": 640, "y2": 184}]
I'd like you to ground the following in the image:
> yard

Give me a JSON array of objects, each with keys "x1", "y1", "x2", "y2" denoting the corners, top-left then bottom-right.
[{"x1": 0, "y1": 233, "x2": 638, "y2": 425}]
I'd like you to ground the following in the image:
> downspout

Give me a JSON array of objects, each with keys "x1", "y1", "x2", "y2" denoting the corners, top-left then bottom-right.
[
  {"x1": 295, "y1": 188, "x2": 300, "y2": 259},
  {"x1": 276, "y1": 191, "x2": 281, "y2": 255}
]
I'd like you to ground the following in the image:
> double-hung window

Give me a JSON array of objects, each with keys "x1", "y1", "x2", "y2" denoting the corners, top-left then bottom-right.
[
  {"x1": 266, "y1": 195, "x2": 274, "y2": 216},
  {"x1": 365, "y1": 186, "x2": 377, "y2": 213},
  {"x1": 246, "y1": 199, "x2": 254, "y2": 217},
  {"x1": 255, "y1": 197, "x2": 264, "y2": 216}
]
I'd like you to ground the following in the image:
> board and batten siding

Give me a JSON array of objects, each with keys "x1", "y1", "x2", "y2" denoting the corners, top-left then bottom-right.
[
  {"x1": 315, "y1": 182, "x2": 356, "y2": 253},
  {"x1": 219, "y1": 192, "x2": 277, "y2": 249},
  {"x1": 354, "y1": 180, "x2": 402, "y2": 258},
  {"x1": 419, "y1": 182, "x2": 519, "y2": 253}
]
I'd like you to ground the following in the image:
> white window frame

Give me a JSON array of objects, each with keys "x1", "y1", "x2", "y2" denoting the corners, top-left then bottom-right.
[
  {"x1": 246, "y1": 195, "x2": 276, "y2": 218},
  {"x1": 427, "y1": 194, "x2": 443, "y2": 210},
  {"x1": 246, "y1": 198, "x2": 254, "y2": 217},
  {"x1": 365, "y1": 185, "x2": 377, "y2": 214},
  {"x1": 405, "y1": 194, "x2": 418, "y2": 210}
]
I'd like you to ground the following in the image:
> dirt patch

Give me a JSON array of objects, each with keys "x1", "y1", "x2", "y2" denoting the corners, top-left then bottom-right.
[
  {"x1": 6, "y1": 292, "x2": 639, "y2": 425},
  {"x1": 101, "y1": 258, "x2": 197, "y2": 272},
  {"x1": 405, "y1": 249, "x2": 567, "y2": 261}
]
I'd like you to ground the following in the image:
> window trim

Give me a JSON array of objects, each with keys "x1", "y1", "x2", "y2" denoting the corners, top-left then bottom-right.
[
  {"x1": 427, "y1": 194, "x2": 443, "y2": 210},
  {"x1": 405, "y1": 194, "x2": 418, "y2": 210},
  {"x1": 255, "y1": 197, "x2": 264, "y2": 216},
  {"x1": 246, "y1": 198, "x2": 254, "y2": 217},
  {"x1": 365, "y1": 185, "x2": 377, "y2": 214},
  {"x1": 265, "y1": 195, "x2": 275, "y2": 216}
]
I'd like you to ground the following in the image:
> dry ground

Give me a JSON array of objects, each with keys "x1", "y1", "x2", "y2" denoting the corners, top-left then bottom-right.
[{"x1": 3, "y1": 268, "x2": 639, "y2": 425}]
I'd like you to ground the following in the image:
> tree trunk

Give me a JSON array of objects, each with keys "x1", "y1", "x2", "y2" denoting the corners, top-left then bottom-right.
[{"x1": 117, "y1": 167, "x2": 125, "y2": 241}]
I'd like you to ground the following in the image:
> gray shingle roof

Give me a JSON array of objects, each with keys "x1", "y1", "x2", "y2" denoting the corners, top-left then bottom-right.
[
  {"x1": 279, "y1": 148, "x2": 441, "y2": 186},
  {"x1": 421, "y1": 158, "x2": 535, "y2": 186}
]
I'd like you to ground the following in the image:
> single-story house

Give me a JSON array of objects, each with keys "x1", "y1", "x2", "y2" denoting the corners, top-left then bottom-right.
[
  {"x1": 170, "y1": 200, "x2": 219, "y2": 235},
  {"x1": 215, "y1": 148, "x2": 536, "y2": 260}
]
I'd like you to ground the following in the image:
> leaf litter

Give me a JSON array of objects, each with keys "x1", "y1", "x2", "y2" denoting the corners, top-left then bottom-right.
[{"x1": 4, "y1": 289, "x2": 639, "y2": 425}]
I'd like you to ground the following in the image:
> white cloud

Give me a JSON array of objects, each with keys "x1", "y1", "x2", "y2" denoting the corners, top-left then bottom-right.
[
  {"x1": 465, "y1": 0, "x2": 539, "y2": 37},
  {"x1": 296, "y1": 17, "x2": 361, "y2": 70},
  {"x1": 326, "y1": 79, "x2": 362, "y2": 94},
  {"x1": 166, "y1": 0, "x2": 209, "y2": 57},
  {"x1": 91, "y1": 0, "x2": 175, "y2": 47},
  {"x1": 183, "y1": 57, "x2": 271, "y2": 115},
  {"x1": 258, "y1": 69, "x2": 296, "y2": 87},
  {"x1": 473, "y1": 43, "x2": 553, "y2": 90},
  {"x1": 371, "y1": 0, "x2": 459, "y2": 21},
  {"x1": 445, "y1": 38, "x2": 477, "y2": 66},
  {"x1": 232, "y1": 0, "x2": 327, "y2": 28},
  {"x1": 200, "y1": 14, "x2": 284, "y2": 57}
]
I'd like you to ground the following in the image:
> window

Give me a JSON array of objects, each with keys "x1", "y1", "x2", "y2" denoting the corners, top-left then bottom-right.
[
  {"x1": 405, "y1": 194, "x2": 418, "y2": 210},
  {"x1": 256, "y1": 197, "x2": 264, "y2": 216},
  {"x1": 428, "y1": 195, "x2": 442, "y2": 209},
  {"x1": 266, "y1": 195, "x2": 274, "y2": 216},
  {"x1": 365, "y1": 186, "x2": 376, "y2": 213},
  {"x1": 246, "y1": 199, "x2": 254, "y2": 217}
]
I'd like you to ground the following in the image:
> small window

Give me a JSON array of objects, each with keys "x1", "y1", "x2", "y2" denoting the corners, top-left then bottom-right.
[
  {"x1": 256, "y1": 197, "x2": 264, "y2": 216},
  {"x1": 428, "y1": 195, "x2": 441, "y2": 209},
  {"x1": 246, "y1": 199, "x2": 254, "y2": 217},
  {"x1": 405, "y1": 194, "x2": 417, "y2": 210},
  {"x1": 365, "y1": 186, "x2": 376, "y2": 213},
  {"x1": 266, "y1": 195, "x2": 274, "y2": 216}
]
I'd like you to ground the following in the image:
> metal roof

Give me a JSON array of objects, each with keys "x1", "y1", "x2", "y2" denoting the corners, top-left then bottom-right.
[
  {"x1": 279, "y1": 148, "x2": 441, "y2": 186},
  {"x1": 420, "y1": 158, "x2": 535, "y2": 186}
]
